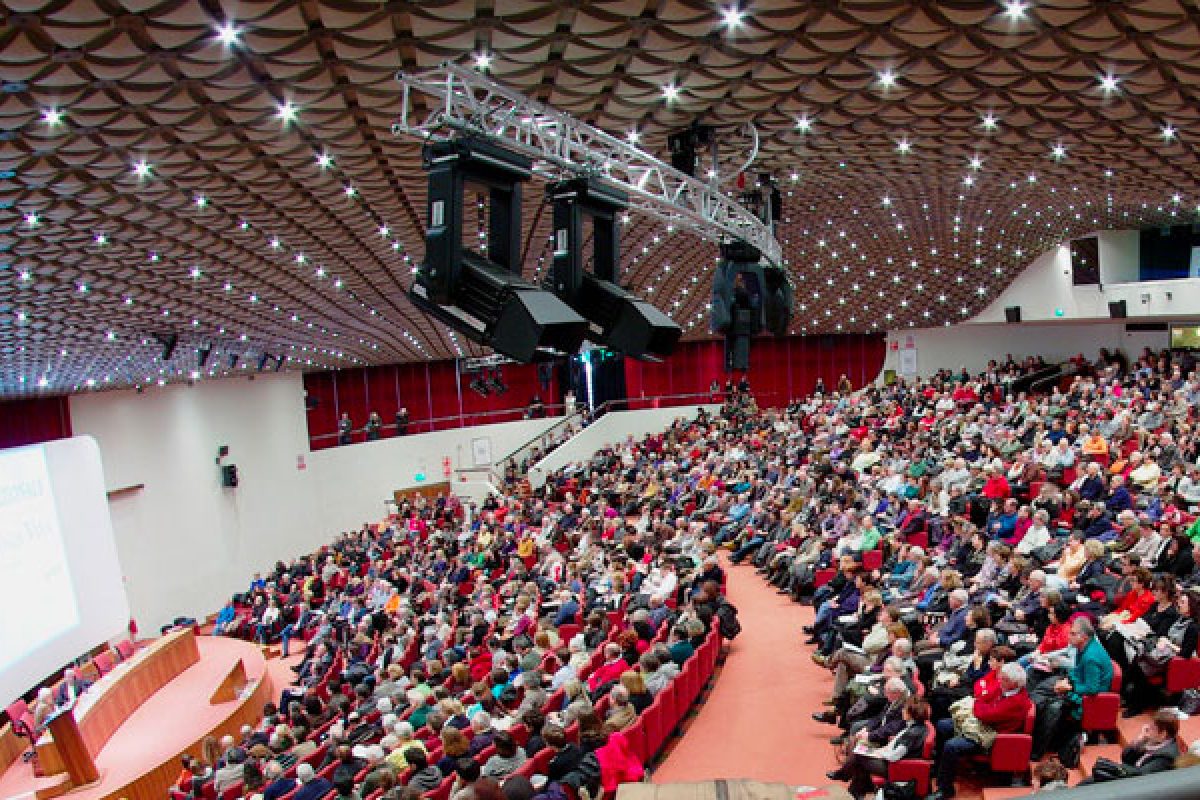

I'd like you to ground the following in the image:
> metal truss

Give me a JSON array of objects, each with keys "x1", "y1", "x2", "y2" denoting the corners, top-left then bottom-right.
[{"x1": 393, "y1": 63, "x2": 782, "y2": 266}]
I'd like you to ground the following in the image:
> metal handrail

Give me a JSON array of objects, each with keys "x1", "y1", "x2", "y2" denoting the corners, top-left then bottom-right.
[{"x1": 309, "y1": 402, "x2": 568, "y2": 446}]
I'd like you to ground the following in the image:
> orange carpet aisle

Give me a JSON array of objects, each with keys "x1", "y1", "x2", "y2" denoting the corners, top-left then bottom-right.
[{"x1": 652, "y1": 557, "x2": 838, "y2": 786}]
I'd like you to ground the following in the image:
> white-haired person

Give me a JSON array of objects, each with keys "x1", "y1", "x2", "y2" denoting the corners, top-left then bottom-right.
[{"x1": 928, "y1": 662, "x2": 1032, "y2": 800}]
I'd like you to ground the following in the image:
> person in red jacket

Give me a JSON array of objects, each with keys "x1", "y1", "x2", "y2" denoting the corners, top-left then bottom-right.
[
  {"x1": 586, "y1": 642, "x2": 630, "y2": 692},
  {"x1": 929, "y1": 662, "x2": 1032, "y2": 800},
  {"x1": 981, "y1": 466, "x2": 1012, "y2": 500}
]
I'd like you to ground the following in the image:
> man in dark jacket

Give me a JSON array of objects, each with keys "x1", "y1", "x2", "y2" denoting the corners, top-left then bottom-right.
[{"x1": 1080, "y1": 711, "x2": 1180, "y2": 783}]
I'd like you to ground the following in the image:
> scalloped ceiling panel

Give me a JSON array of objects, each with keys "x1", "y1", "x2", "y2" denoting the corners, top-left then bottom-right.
[{"x1": 2, "y1": 0, "x2": 1200, "y2": 395}]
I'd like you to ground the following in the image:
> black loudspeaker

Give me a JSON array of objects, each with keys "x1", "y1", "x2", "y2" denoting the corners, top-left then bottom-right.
[
  {"x1": 578, "y1": 274, "x2": 681, "y2": 359},
  {"x1": 1070, "y1": 236, "x2": 1100, "y2": 286},
  {"x1": 1004, "y1": 306, "x2": 1022, "y2": 324},
  {"x1": 221, "y1": 464, "x2": 239, "y2": 488},
  {"x1": 1108, "y1": 300, "x2": 1127, "y2": 319},
  {"x1": 411, "y1": 254, "x2": 587, "y2": 362}
]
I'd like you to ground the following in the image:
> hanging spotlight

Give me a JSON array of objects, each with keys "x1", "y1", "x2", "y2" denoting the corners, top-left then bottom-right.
[{"x1": 154, "y1": 333, "x2": 178, "y2": 362}]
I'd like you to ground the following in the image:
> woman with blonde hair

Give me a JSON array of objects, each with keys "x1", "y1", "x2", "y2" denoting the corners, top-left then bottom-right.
[{"x1": 619, "y1": 670, "x2": 652, "y2": 713}]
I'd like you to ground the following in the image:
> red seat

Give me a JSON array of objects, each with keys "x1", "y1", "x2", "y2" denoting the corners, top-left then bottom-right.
[
  {"x1": 813, "y1": 568, "x2": 836, "y2": 590},
  {"x1": 1081, "y1": 662, "x2": 1122, "y2": 742},
  {"x1": 5, "y1": 699, "x2": 34, "y2": 737},
  {"x1": 220, "y1": 781, "x2": 243, "y2": 800},
  {"x1": 1167, "y1": 656, "x2": 1200, "y2": 694},
  {"x1": 873, "y1": 723, "x2": 935, "y2": 797},
  {"x1": 93, "y1": 650, "x2": 115, "y2": 676},
  {"x1": 984, "y1": 705, "x2": 1036, "y2": 779},
  {"x1": 557, "y1": 623, "x2": 581, "y2": 644},
  {"x1": 641, "y1": 696, "x2": 667, "y2": 758},
  {"x1": 422, "y1": 775, "x2": 454, "y2": 800},
  {"x1": 509, "y1": 723, "x2": 530, "y2": 748},
  {"x1": 624, "y1": 715, "x2": 649, "y2": 763},
  {"x1": 514, "y1": 746, "x2": 555, "y2": 779},
  {"x1": 116, "y1": 639, "x2": 136, "y2": 660},
  {"x1": 905, "y1": 531, "x2": 929, "y2": 550}
]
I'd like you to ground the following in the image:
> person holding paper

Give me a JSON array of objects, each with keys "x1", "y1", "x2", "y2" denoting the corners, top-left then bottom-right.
[{"x1": 827, "y1": 696, "x2": 930, "y2": 799}]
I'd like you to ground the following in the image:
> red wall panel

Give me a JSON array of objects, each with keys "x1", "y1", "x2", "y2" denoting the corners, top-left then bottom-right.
[
  {"x1": 0, "y1": 396, "x2": 73, "y2": 449},
  {"x1": 301, "y1": 333, "x2": 883, "y2": 450}
]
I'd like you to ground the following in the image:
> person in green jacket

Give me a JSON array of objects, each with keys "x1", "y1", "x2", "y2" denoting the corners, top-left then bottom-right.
[{"x1": 1033, "y1": 616, "x2": 1114, "y2": 763}]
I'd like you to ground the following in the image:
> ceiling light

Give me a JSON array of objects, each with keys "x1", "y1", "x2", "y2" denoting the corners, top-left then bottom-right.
[
  {"x1": 195, "y1": 194, "x2": 207, "y2": 207},
  {"x1": 963, "y1": 175, "x2": 975, "y2": 186},
  {"x1": 38, "y1": 376, "x2": 49, "y2": 389},
  {"x1": 19, "y1": 270, "x2": 30, "y2": 281},
  {"x1": 1171, "y1": 193, "x2": 1182, "y2": 204},
  {"x1": 877, "y1": 69, "x2": 897, "y2": 89},
  {"x1": 42, "y1": 108, "x2": 63, "y2": 126},
  {"x1": 190, "y1": 266, "x2": 202, "y2": 278},
  {"x1": 1027, "y1": 173, "x2": 1038, "y2": 183},
  {"x1": 474, "y1": 51, "x2": 493, "y2": 71},
  {"x1": 344, "y1": 185, "x2": 356, "y2": 197},
  {"x1": 896, "y1": 138, "x2": 912, "y2": 154},
  {"x1": 24, "y1": 212, "x2": 39, "y2": 227},
  {"x1": 315, "y1": 152, "x2": 333, "y2": 169},
  {"x1": 662, "y1": 83, "x2": 681, "y2": 102},
  {"x1": 94, "y1": 233, "x2": 107, "y2": 245},
  {"x1": 277, "y1": 101, "x2": 297, "y2": 123},
  {"x1": 270, "y1": 237, "x2": 281, "y2": 249},
  {"x1": 794, "y1": 115, "x2": 813, "y2": 132},
  {"x1": 295, "y1": 253, "x2": 306, "y2": 264},
  {"x1": 981, "y1": 113, "x2": 998, "y2": 131},
  {"x1": 239, "y1": 220, "x2": 250, "y2": 230},
  {"x1": 626, "y1": 129, "x2": 640, "y2": 143},
  {"x1": 216, "y1": 21, "x2": 239, "y2": 46},
  {"x1": 881, "y1": 196, "x2": 891, "y2": 206},
  {"x1": 1162, "y1": 124, "x2": 1177, "y2": 140},
  {"x1": 1098, "y1": 74, "x2": 1120, "y2": 94},
  {"x1": 1002, "y1": 0, "x2": 1028, "y2": 20},
  {"x1": 1050, "y1": 143, "x2": 1067, "y2": 160},
  {"x1": 720, "y1": 6, "x2": 745, "y2": 28},
  {"x1": 968, "y1": 156, "x2": 983, "y2": 171},
  {"x1": 379, "y1": 225, "x2": 389, "y2": 236}
]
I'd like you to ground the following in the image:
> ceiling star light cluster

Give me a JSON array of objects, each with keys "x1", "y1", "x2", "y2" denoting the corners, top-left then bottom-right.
[{"x1": 2, "y1": 0, "x2": 1199, "y2": 395}]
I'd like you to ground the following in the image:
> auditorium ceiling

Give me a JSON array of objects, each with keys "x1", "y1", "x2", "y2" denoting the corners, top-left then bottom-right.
[{"x1": 3, "y1": 0, "x2": 1200, "y2": 394}]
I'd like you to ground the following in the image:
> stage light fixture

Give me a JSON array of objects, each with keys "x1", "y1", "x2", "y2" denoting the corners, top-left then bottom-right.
[
  {"x1": 154, "y1": 333, "x2": 178, "y2": 362},
  {"x1": 409, "y1": 136, "x2": 588, "y2": 362},
  {"x1": 547, "y1": 177, "x2": 681, "y2": 360}
]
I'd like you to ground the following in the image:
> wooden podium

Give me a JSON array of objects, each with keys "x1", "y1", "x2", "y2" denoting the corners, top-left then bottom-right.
[{"x1": 46, "y1": 709, "x2": 99, "y2": 786}]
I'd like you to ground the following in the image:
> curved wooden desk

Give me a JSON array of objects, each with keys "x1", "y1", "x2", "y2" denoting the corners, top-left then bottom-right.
[{"x1": 36, "y1": 630, "x2": 200, "y2": 776}]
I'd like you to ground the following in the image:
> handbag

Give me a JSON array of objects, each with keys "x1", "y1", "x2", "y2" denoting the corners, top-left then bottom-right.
[
  {"x1": 877, "y1": 781, "x2": 918, "y2": 800},
  {"x1": 1089, "y1": 757, "x2": 1131, "y2": 783},
  {"x1": 949, "y1": 696, "x2": 998, "y2": 750}
]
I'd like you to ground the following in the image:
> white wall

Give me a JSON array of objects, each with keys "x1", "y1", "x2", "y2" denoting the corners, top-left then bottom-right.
[
  {"x1": 1098, "y1": 229, "x2": 1140, "y2": 284},
  {"x1": 970, "y1": 231, "x2": 1200, "y2": 325},
  {"x1": 878, "y1": 229, "x2": 1191, "y2": 381},
  {"x1": 69, "y1": 373, "x2": 563, "y2": 632},
  {"x1": 528, "y1": 405, "x2": 718, "y2": 488},
  {"x1": 880, "y1": 321, "x2": 1168, "y2": 380},
  {"x1": 70, "y1": 373, "x2": 322, "y2": 635},
  {"x1": 308, "y1": 416, "x2": 561, "y2": 533}
]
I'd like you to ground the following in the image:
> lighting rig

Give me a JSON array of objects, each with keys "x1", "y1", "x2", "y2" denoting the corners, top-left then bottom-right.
[{"x1": 393, "y1": 63, "x2": 783, "y2": 364}]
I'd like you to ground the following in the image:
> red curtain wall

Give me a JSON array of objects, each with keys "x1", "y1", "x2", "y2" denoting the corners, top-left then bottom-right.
[
  {"x1": 625, "y1": 334, "x2": 885, "y2": 409},
  {"x1": 302, "y1": 334, "x2": 883, "y2": 450},
  {"x1": 0, "y1": 396, "x2": 73, "y2": 449},
  {"x1": 303, "y1": 361, "x2": 559, "y2": 450}
]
